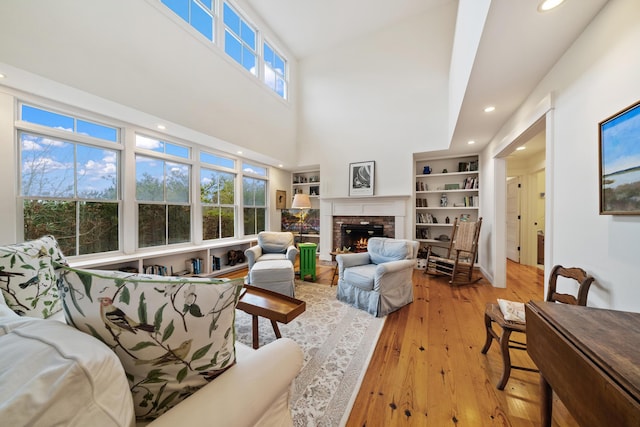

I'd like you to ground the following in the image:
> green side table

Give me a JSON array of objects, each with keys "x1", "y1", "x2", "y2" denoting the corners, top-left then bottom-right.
[{"x1": 298, "y1": 242, "x2": 317, "y2": 281}]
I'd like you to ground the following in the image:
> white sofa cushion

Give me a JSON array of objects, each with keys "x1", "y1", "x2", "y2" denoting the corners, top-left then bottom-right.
[
  {"x1": 0, "y1": 315, "x2": 135, "y2": 427},
  {"x1": 0, "y1": 235, "x2": 67, "y2": 318},
  {"x1": 57, "y1": 266, "x2": 244, "y2": 420}
]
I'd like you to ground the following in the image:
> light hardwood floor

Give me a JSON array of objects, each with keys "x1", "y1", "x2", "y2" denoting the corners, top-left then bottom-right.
[{"x1": 228, "y1": 260, "x2": 578, "y2": 426}]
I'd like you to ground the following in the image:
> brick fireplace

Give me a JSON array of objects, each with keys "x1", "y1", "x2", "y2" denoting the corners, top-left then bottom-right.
[
  {"x1": 332, "y1": 216, "x2": 394, "y2": 252},
  {"x1": 320, "y1": 196, "x2": 410, "y2": 260}
]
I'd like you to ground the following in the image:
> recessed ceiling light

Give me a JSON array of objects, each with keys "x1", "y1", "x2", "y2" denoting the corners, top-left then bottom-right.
[
  {"x1": 278, "y1": 164, "x2": 284, "y2": 168},
  {"x1": 468, "y1": 140, "x2": 476, "y2": 145},
  {"x1": 0, "y1": 73, "x2": 5, "y2": 79},
  {"x1": 484, "y1": 106, "x2": 495, "y2": 113},
  {"x1": 538, "y1": 0, "x2": 565, "y2": 12},
  {"x1": 156, "y1": 124, "x2": 166, "y2": 130},
  {"x1": 237, "y1": 151, "x2": 243, "y2": 155},
  {"x1": 516, "y1": 146, "x2": 526, "y2": 151}
]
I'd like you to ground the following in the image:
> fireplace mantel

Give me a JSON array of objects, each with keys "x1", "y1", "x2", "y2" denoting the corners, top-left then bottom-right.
[{"x1": 323, "y1": 195, "x2": 410, "y2": 217}]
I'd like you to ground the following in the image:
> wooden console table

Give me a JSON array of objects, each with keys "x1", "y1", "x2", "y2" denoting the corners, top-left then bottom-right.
[
  {"x1": 526, "y1": 301, "x2": 640, "y2": 427},
  {"x1": 236, "y1": 285, "x2": 305, "y2": 349}
]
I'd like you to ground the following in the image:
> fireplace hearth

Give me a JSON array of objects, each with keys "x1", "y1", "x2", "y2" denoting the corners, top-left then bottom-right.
[{"x1": 340, "y1": 223, "x2": 384, "y2": 252}]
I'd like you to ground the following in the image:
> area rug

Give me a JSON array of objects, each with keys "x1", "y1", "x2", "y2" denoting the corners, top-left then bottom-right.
[{"x1": 234, "y1": 281, "x2": 385, "y2": 427}]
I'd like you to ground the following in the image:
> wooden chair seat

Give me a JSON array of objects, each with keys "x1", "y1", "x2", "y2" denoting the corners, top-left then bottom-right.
[
  {"x1": 481, "y1": 265, "x2": 595, "y2": 390},
  {"x1": 481, "y1": 303, "x2": 531, "y2": 390}
]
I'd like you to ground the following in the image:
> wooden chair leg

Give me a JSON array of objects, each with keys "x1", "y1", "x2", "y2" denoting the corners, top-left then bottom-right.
[
  {"x1": 497, "y1": 327, "x2": 513, "y2": 390},
  {"x1": 481, "y1": 312, "x2": 494, "y2": 354}
]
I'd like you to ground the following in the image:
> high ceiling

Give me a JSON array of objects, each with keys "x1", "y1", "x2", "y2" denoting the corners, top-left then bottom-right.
[{"x1": 247, "y1": 0, "x2": 609, "y2": 155}]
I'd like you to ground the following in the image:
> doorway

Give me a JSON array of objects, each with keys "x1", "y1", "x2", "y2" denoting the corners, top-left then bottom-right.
[{"x1": 505, "y1": 129, "x2": 546, "y2": 267}]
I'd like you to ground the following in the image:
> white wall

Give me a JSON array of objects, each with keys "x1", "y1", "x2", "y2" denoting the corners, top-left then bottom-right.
[
  {"x1": 297, "y1": 2, "x2": 457, "y2": 200},
  {"x1": 481, "y1": 0, "x2": 640, "y2": 311},
  {"x1": 0, "y1": 0, "x2": 298, "y2": 167}
]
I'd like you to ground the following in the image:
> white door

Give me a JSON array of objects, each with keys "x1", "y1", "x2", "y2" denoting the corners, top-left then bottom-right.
[{"x1": 506, "y1": 177, "x2": 520, "y2": 262}]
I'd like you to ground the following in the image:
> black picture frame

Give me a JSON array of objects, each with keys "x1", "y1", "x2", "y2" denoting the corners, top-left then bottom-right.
[
  {"x1": 349, "y1": 161, "x2": 375, "y2": 197},
  {"x1": 599, "y1": 100, "x2": 640, "y2": 214}
]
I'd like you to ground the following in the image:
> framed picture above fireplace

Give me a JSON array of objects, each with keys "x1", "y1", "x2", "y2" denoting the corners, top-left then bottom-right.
[{"x1": 349, "y1": 161, "x2": 375, "y2": 197}]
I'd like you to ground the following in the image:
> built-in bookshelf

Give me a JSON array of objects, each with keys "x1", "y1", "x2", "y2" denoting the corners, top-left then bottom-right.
[
  {"x1": 69, "y1": 238, "x2": 256, "y2": 277},
  {"x1": 291, "y1": 169, "x2": 320, "y2": 250},
  {"x1": 415, "y1": 155, "x2": 479, "y2": 255}
]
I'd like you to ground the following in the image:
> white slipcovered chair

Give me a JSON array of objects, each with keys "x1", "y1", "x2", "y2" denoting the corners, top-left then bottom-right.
[
  {"x1": 336, "y1": 237, "x2": 418, "y2": 317},
  {"x1": 244, "y1": 232, "x2": 298, "y2": 296}
]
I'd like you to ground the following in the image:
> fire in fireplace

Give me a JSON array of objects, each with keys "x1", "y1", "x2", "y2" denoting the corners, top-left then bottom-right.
[{"x1": 340, "y1": 223, "x2": 384, "y2": 252}]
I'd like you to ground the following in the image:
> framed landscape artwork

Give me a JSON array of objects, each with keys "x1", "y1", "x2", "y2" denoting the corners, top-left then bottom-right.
[
  {"x1": 599, "y1": 100, "x2": 640, "y2": 214},
  {"x1": 349, "y1": 161, "x2": 375, "y2": 197}
]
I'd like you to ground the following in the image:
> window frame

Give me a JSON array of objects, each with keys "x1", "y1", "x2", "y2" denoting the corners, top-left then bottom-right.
[
  {"x1": 263, "y1": 40, "x2": 288, "y2": 99},
  {"x1": 135, "y1": 134, "x2": 193, "y2": 249},
  {"x1": 16, "y1": 102, "x2": 123, "y2": 257}
]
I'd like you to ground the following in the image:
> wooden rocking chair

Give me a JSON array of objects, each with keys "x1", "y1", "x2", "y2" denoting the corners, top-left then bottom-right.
[{"x1": 424, "y1": 217, "x2": 482, "y2": 285}]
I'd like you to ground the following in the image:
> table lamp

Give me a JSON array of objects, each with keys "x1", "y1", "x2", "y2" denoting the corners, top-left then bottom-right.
[{"x1": 291, "y1": 193, "x2": 311, "y2": 243}]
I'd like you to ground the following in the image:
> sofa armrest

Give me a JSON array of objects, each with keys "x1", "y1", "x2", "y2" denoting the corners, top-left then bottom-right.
[
  {"x1": 145, "y1": 338, "x2": 303, "y2": 427},
  {"x1": 374, "y1": 259, "x2": 416, "y2": 292},
  {"x1": 375, "y1": 259, "x2": 415, "y2": 275},
  {"x1": 336, "y1": 252, "x2": 371, "y2": 276},
  {"x1": 244, "y1": 245, "x2": 263, "y2": 271},
  {"x1": 285, "y1": 245, "x2": 298, "y2": 264}
]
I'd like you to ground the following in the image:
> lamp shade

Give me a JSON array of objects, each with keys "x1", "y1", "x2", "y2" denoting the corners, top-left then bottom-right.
[{"x1": 291, "y1": 193, "x2": 312, "y2": 209}]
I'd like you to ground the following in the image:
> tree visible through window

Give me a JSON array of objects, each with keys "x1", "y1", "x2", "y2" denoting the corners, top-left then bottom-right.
[
  {"x1": 243, "y1": 176, "x2": 266, "y2": 236},
  {"x1": 201, "y1": 168, "x2": 235, "y2": 239},
  {"x1": 136, "y1": 149, "x2": 191, "y2": 247},
  {"x1": 19, "y1": 104, "x2": 120, "y2": 257}
]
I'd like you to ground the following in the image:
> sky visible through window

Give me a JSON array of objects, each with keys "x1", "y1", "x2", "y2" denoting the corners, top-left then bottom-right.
[{"x1": 20, "y1": 105, "x2": 118, "y2": 199}]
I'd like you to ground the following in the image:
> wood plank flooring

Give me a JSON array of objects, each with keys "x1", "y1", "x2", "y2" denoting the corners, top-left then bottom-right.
[{"x1": 228, "y1": 260, "x2": 578, "y2": 426}]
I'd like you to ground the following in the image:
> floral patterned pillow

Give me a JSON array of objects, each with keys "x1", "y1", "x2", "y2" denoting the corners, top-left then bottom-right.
[
  {"x1": 57, "y1": 266, "x2": 244, "y2": 420},
  {"x1": 0, "y1": 235, "x2": 67, "y2": 318}
]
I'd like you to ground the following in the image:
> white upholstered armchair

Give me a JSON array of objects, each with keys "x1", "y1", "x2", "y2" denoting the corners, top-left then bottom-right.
[
  {"x1": 336, "y1": 237, "x2": 418, "y2": 317},
  {"x1": 244, "y1": 232, "x2": 298, "y2": 284}
]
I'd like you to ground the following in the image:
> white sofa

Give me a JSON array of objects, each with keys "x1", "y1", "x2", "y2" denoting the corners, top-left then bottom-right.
[{"x1": 0, "y1": 236, "x2": 303, "y2": 427}]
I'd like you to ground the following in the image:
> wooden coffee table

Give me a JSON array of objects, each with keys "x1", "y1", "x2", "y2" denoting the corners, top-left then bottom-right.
[{"x1": 236, "y1": 285, "x2": 306, "y2": 349}]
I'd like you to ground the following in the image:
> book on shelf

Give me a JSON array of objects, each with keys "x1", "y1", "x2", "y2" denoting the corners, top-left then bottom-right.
[
  {"x1": 143, "y1": 264, "x2": 169, "y2": 276},
  {"x1": 462, "y1": 176, "x2": 479, "y2": 189}
]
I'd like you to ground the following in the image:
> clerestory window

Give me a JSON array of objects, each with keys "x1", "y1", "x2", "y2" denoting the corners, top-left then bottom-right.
[
  {"x1": 263, "y1": 42, "x2": 287, "y2": 99},
  {"x1": 223, "y1": 2, "x2": 257, "y2": 75},
  {"x1": 161, "y1": 0, "x2": 215, "y2": 41}
]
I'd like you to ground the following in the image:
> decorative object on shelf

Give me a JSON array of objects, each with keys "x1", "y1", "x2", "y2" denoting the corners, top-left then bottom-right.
[
  {"x1": 226, "y1": 250, "x2": 245, "y2": 266},
  {"x1": 442, "y1": 168, "x2": 448, "y2": 173},
  {"x1": 446, "y1": 216, "x2": 450, "y2": 224},
  {"x1": 440, "y1": 193, "x2": 448, "y2": 207},
  {"x1": 423, "y1": 166, "x2": 431, "y2": 174},
  {"x1": 349, "y1": 161, "x2": 375, "y2": 197},
  {"x1": 276, "y1": 189, "x2": 286, "y2": 209},
  {"x1": 599, "y1": 99, "x2": 640, "y2": 214},
  {"x1": 445, "y1": 183, "x2": 460, "y2": 190},
  {"x1": 291, "y1": 193, "x2": 312, "y2": 242},
  {"x1": 309, "y1": 185, "x2": 319, "y2": 196}
]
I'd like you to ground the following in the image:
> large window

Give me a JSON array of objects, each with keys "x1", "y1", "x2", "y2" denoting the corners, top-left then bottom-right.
[
  {"x1": 201, "y1": 168, "x2": 235, "y2": 240},
  {"x1": 223, "y1": 2, "x2": 257, "y2": 75},
  {"x1": 161, "y1": 0, "x2": 215, "y2": 41},
  {"x1": 136, "y1": 135, "x2": 191, "y2": 248},
  {"x1": 18, "y1": 105, "x2": 120, "y2": 256},
  {"x1": 263, "y1": 42, "x2": 287, "y2": 99},
  {"x1": 242, "y1": 162, "x2": 266, "y2": 235}
]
